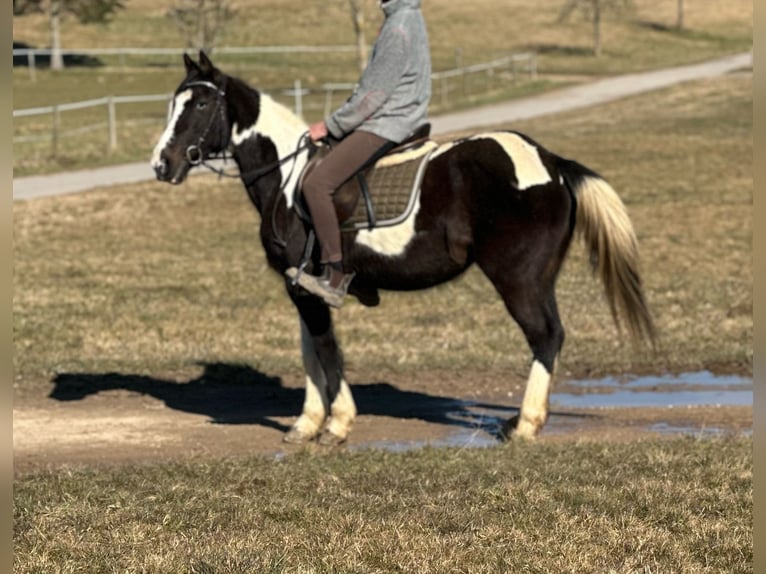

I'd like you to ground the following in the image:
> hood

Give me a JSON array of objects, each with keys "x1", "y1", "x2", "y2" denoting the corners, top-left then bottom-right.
[{"x1": 382, "y1": 0, "x2": 421, "y2": 17}]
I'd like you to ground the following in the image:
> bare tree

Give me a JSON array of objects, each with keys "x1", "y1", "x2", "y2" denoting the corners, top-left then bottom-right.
[
  {"x1": 318, "y1": 0, "x2": 374, "y2": 74},
  {"x1": 14, "y1": 0, "x2": 125, "y2": 70},
  {"x1": 168, "y1": 0, "x2": 234, "y2": 53},
  {"x1": 676, "y1": 0, "x2": 685, "y2": 30},
  {"x1": 558, "y1": 0, "x2": 633, "y2": 57},
  {"x1": 348, "y1": 0, "x2": 369, "y2": 74}
]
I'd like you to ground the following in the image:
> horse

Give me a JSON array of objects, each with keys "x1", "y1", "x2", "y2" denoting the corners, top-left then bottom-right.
[{"x1": 151, "y1": 51, "x2": 655, "y2": 446}]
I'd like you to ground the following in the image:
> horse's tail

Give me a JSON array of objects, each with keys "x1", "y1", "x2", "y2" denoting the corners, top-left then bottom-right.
[{"x1": 558, "y1": 158, "x2": 656, "y2": 347}]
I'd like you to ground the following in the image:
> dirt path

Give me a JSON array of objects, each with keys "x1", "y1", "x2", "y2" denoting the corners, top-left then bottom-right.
[
  {"x1": 12, "y1": 52, "x2": 752, "y2": 201},
  {"x1": 13, "y1": 369, "x2": 753, "y2": 474}
]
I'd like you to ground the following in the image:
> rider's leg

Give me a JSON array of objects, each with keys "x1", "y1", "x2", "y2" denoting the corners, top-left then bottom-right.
[{"x1": 301, "y1": 130, "x2": 390, "y2": 288}]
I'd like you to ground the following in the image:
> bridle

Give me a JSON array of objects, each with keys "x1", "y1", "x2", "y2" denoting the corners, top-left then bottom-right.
[
  {"x1": 172, "y1": 77, "x2": 315, "y2": 248},
  {"x1": 177, "y1": 79, "x2": 313, "y2": 190},
  {"x1": 179, "y1": 79, "x2": 230, "y2": 167}
]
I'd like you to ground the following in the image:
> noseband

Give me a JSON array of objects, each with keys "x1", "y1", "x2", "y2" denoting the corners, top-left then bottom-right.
[{"x1": 181, "y1": 79, "x2": 229, "y2": 166}]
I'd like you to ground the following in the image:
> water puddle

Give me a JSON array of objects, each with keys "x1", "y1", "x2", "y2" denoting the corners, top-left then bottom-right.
[
  {"x1": 354, "y1": 371, "x2": 753, "y2": 453},
  {"x1": 549, "y1": 370, "x2": 752, "y2": 409}
]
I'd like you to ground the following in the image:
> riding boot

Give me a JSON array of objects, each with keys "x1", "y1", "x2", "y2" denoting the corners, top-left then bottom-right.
[{"x1": 286, "y1": 261, "x2": 355, "y2": 309}]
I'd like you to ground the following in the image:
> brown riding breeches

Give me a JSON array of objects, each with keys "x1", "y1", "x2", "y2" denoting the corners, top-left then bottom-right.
[{"x1": 302, "y1": 130, "x2": 391, "y2": 264}]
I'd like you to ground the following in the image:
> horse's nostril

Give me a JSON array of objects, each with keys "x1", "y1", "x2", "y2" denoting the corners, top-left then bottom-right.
[{"x1": 153, "y1": 160, "x2": 169, "y2": 179}]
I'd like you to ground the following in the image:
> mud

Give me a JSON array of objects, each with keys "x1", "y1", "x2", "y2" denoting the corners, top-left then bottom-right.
[{"x1": 13, "y1": 368, "x2": 753, "y2": 474}]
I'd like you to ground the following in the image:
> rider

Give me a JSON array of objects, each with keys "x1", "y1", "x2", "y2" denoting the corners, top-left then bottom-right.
[{"x1": 287, "y1": 0, "x2": 432, "y2": 308}]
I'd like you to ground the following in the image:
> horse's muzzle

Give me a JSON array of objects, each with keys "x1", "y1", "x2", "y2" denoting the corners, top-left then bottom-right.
[{"x1": 153, "y1": 159, "x2": 170, "y2": 181}]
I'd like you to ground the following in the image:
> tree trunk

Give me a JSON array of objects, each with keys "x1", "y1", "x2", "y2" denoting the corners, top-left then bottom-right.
[
  {"x1": 49, "y1": 0, "x2": 64, "y2": 70},
  {"x1": 676, "y1": 0, "x2": 684, "y2": 30},
  {"x1": 592, "y1": 0, "x2": 601, "y2": 57},
  {"x1": 348, "y1": 0, "x2": 368, "y2": 74}
]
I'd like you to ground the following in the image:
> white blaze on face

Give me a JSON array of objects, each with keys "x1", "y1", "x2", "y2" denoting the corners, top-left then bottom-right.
[
  {"x1": 231, "y1": 94, "x2": 309, "y2": 207},
  {"x1": 151, "y1": 89, "x2": 193, "y2": 171},
  {"x1": 471, "y1": 132, "x2": 551, "y2": 190}
]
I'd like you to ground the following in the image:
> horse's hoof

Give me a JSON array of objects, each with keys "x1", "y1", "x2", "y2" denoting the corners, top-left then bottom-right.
[
  {"x1": 318, "y1": 429, "x2": 347, "y2": 447},
  {"x1": 500, "y1": 416, "x2": 519, "y2": 441},
  {"x1": 283, "y1": 427, "x2": 316, "y2": 445}
]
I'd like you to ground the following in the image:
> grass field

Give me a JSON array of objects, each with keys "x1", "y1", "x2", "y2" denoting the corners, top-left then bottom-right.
[
  {"x1": 12, "y1": 72, "x2": 753, "y2": 398},
  {"x1": 12, "y1": 14, "x2": 752, "y2": 570},
  {"x1": 14, "y1": 437, "x2": 752, "y2": 572},
  {"x1": 12, "y1": 0, "x2": 752, "y2": 175}
]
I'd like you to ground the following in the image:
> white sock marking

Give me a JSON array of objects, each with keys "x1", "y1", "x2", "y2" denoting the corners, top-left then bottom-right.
[
  {"x1": 293, "y1": 319, "x2": 327, "y2": 436},
  {"x1": 326, "y1": 379, "x2": 357, "y2": 438},
  {"x1": 516, "y1": 359, "x2": 553, "y2": 437}
]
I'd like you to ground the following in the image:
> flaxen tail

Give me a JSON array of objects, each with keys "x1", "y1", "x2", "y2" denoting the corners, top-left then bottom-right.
[{"x1": 559, "y1": 158, "x2": 656, "y2": 347}]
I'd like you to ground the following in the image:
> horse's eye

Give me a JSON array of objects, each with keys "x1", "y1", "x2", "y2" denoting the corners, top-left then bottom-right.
[{"x1": 196, "y1": 101, "x2": 208, "y2": 110}]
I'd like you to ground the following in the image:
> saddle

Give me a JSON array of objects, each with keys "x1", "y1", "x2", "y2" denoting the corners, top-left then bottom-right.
[{"x1": 296, "y1": 123, "x2": 437, "y2": 232}]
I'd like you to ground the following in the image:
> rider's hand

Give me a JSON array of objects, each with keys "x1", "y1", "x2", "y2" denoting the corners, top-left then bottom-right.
[{"x1": 309, "y1": 121, "x2": 329, "y2": 143}]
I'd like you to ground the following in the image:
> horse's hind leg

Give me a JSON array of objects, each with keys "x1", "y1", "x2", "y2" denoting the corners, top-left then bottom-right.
[
  {"x1": 508, "y1": 289, "x2": 564, "y2": 439},
  {"x1": 479, "y1": 266, "x2": 565, "y2": 439},
  {"x1": 284, "y1": 295, "x2": 357, "y2": 445}
]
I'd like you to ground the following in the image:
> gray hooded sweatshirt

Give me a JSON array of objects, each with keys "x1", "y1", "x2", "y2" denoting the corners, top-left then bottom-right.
[{"x1": 325, "y1": 0, "x2": 431, "y2": 143}]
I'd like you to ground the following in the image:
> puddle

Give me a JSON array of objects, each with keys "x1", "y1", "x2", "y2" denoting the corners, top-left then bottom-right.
[
  {"x1": 550, "y1": 370, "x2": 753, "y2": 409},
  {"x1": 648, "y1": 422, "x2": 753, "y2": 438},
  {"x1": 353, "y1": 371, "x2": 753, "y2": 453}
]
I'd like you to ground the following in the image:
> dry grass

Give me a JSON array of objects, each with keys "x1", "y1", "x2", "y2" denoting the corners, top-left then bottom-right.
[
  {"x1": 12, "y1": 72, "x2": 752, "y2": 398},
  {"x1": 14, "y1": 436, "x2": 752, "y2": 573},
  {"x1": 12, "y1": 0, "x2": 752, "y2": 174},
  {"x1": 11, "y1": 71, "x2": 753, "y2": 573}
]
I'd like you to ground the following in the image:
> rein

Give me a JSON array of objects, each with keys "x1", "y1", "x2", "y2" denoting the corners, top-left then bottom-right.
[
  {"x1": 179, "y1": 78, "x2": 314, "y2": 249},
  {"x1": 180, "y1": 79, "x2": 313, "y2": 188}
]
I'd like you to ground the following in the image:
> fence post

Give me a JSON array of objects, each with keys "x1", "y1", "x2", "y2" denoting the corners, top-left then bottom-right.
[
  {"x1": 51, "y1": 105, "x2": 60, "y2": 158},
  {"x1": 324, "y1": 87, "x2": 333, "y2": 118},
  {"x1": 511, "y1": 55, "x2": 517, "y2": 84},
  {"x1": 27, "y1": 52, "x2": 37, "y2": 82},
  {"x1": 440, "y1": 76, "x2": 448, "y2": 107},
  {"x1": 107, "y1": 96, "x2": 117, "y2": 152},
  {"x1": 294, "y1": 79, "x2": 303, "y2": 118}
]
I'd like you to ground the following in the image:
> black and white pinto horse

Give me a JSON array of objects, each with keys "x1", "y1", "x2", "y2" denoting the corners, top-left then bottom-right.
[{"x1": 151, "y1": 52, "x2": 655, "y2": 445}]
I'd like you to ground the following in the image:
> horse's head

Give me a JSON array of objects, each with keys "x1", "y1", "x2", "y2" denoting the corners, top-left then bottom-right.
[{"x1": 151, "y1": 51, "x2": 231, "y2": 184}]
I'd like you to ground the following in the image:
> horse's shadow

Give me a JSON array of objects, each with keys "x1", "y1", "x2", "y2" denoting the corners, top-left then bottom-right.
[{"x1": 50, "y1": 363, "x2": 518, "y2": 440}]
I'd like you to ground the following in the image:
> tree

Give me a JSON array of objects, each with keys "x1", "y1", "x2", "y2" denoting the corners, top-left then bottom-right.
[
  {"x1": 557, "y1": 0, "x2": 633, "y2": 57},
  {"x1": 168, "y1": 0, "x2": 235, "y2": 53},
  {"x1": 13, "y1": 0, "x2": 125, "y2": 70},
  {"x1": 347, "y1": 0, "x2": 370, "y2": 74},
  {"x1": 318, "y1": 0, "x2": 374, "y2": 74},
  {"x1": 676, "y1": 0, "x2": 685, "y2": 31}
]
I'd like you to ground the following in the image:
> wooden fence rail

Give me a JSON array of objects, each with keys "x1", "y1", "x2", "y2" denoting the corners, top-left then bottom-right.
[{"x1": 13, "y1": 53, "x2": 536, "y2": 157}]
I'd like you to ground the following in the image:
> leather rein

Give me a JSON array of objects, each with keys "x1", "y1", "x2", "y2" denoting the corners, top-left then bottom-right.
[{"x1": 180, "y1": 79, "x2": 312, "y2": 189}]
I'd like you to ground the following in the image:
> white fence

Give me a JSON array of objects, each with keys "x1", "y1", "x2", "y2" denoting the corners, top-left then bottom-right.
[
  {"x1": 13, "y1": 53, "x2": 536, "y2": 156},
  {"x1": 12, "y1": 45, "x2": 361, "y2": 81}
]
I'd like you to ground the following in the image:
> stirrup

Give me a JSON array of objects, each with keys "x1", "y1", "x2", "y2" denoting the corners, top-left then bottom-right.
[{"x1": 285, "y1": 267, "x2": 356, "y2": 309}]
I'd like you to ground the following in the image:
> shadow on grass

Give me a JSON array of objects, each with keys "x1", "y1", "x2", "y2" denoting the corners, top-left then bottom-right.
[{"x1": 49, "y1": 362, "x2": 525, "y2": 440}]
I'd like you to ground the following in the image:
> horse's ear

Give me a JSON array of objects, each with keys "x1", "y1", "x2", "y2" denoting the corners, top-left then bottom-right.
[
  {"x1": 184, "y1": 53, "x2": 199, "y2": 73},
  {"x1": 198, "y1": 50, "x2": 215, "y2": 74}
]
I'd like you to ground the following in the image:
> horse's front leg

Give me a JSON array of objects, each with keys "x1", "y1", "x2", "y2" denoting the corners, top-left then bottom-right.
[{"x1": 284, "y1": 294, "x2": 357, "y2": 445}]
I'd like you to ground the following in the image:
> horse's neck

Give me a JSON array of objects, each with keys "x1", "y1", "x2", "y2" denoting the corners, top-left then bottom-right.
[{"x1": 229, "y1": 89, "x2": 308, "y2": 209}]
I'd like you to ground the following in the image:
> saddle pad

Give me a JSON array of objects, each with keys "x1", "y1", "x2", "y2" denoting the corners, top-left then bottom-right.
[{"x1": 341, "y1": 140, "x2": 438, "y2": 231}]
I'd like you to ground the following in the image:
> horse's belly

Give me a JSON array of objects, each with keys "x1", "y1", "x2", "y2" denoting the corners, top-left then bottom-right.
[{"x1": 349, "y1": 229, "x2": 468, "y2": 291}]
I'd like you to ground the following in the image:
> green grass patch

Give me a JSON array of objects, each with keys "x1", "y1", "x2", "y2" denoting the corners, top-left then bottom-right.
[{"x1": 14, "y1": 436, "x2": 752, "y2": 572}]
